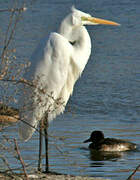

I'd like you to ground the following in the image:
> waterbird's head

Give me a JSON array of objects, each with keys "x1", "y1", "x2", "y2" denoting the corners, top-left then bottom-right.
[{"x1": 84, "y1": 130, "x2": 105, "y2": 143}]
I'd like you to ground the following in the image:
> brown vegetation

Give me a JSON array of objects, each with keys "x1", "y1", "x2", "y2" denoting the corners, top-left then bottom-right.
[{"x1": 0, "y1": 104, "x2": 19, "y2": 123}]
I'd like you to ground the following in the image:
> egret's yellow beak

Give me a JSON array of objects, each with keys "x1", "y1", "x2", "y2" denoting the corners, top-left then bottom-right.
[{"x1": 82, "y1": 16, "x2": 120, "y2": 26}]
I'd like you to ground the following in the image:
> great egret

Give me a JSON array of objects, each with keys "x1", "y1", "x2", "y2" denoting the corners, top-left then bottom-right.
[{"x1": 19, "y1": 6, "x2": 120, "y2": 172}]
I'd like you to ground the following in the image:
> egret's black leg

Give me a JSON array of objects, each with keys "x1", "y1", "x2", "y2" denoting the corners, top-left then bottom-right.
[
  {"x1": 44, "y1": 114, "x2": 49, "y2": 173},
  {"x1": 38, "y1": 120, "x2": 43, "y2": 171}
]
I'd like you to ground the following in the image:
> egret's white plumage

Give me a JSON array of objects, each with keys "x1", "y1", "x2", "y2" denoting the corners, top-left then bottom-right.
[{"x1": 19, "y1": 7, "x2": 119, "y2": 141}]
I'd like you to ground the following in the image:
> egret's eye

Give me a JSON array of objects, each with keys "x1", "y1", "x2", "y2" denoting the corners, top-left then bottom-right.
[{"x1": 69, "y1": 41, "x2": 76, "y2": 45}]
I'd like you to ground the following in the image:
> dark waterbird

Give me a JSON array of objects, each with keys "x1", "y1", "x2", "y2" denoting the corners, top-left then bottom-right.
[{"x1": 84, "y1": 130, "x2": 137, "y2": 152}]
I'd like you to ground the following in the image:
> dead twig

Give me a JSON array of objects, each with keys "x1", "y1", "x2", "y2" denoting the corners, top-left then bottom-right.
[
  {"x1": 1, "y1": 9, "x2": 21, "y2": 63},
  {"x1": 0, "y1": 4, "x2": 27, "y2": 80},
  {"x1": 13, "y1": 138, "x2": 29, "y2": 180},
  {"x1": 0, "y1": 78, "x2": 34, "y2": 87},
  {"x1": 0, "y1": 78, "x2": 65, "y2": 108},
  {"x1": 0, "y1": 7, "x2": 26, "y2": 13},
  {"x1": 126, "y1": 164, "x2": 140, "y2": 180}
]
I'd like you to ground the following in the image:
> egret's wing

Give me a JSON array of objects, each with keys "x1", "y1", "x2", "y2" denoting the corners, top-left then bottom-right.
[{"x1": 19, "y1": 33, "x2": 73, "y2": 141}]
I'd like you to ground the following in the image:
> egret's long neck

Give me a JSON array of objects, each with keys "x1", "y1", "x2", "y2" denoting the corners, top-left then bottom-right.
[
  {"x1": 59, "y1": 22, "x2": 91, "y2": 74},
  {"x1": 72, "y1": 27, "x2": 91, "y2": 73}
]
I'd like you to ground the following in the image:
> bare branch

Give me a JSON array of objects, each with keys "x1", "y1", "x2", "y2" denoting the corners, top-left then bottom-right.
[
  {"x1": 0, "y1": 7, "x2": 27, "y2": 13},
  {"x1": 0, "y1": 78, "x2": 34, "y2": 87},
  {"x1": 13, "y1": 138, "x2": 29, "y2": 180},
  {"x1": 0, "y1": 4, "x2": 27, "y2": 79},
  {"x1": 126, "y1": 164, "x2": 140, "y2": 180},
  {"x1": 1, "y1": 9, "x2": 21, "y2": 63}
]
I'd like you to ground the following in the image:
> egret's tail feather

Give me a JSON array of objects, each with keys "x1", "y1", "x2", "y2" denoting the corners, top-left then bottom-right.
[
  {"x1": 19, "y1": 120, "x2": 36, "y2": 141},
  {"x1": 19, "y1": 125, "x2": 33, "y2": 141},
  {"x1": 18, "y1": 111, "x2": 39, "y2": 141},
  {"x1": 18, "y1": 95, "x2": 66, "y2": 141}
]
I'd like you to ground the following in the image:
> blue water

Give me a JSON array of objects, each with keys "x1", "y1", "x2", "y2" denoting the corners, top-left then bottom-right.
[{"x1": 0, "y1": 0, "x2": 140, "y2": 179}]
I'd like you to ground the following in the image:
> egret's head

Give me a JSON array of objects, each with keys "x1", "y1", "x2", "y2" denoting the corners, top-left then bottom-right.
[
  {"x1": 59, "y1": 6, "x2": 120, "y2": 42},
  {"x1": 71, "y1": 6, "x2": 120, "y2": 26}
]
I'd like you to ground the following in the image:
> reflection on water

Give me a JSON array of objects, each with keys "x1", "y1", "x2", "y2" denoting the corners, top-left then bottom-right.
[
  {"x1": 89, "y1": 150, "x2": 124, "y2": 162},
  {"x1": 0, "y1": 0, "x2": 140, "y2": 179}
]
